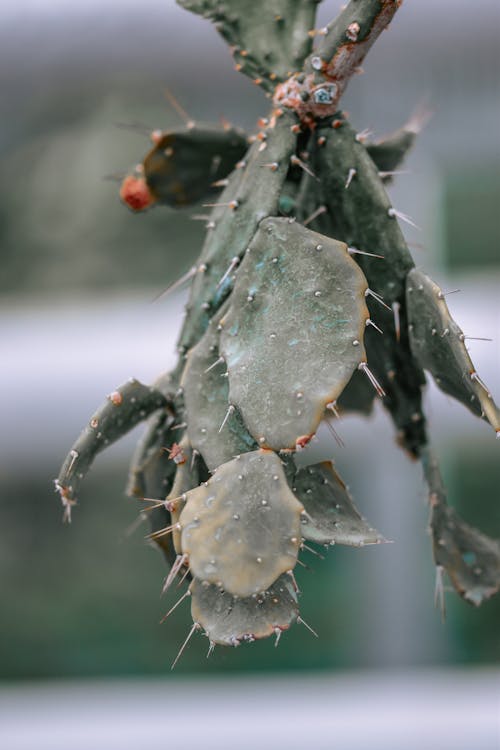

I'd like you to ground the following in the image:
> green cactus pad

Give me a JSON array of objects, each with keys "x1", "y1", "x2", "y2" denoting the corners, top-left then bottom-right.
[
  {"x1": 219, "y1": 216, "x2": 369, "y2": 451},
  {"x1": 406, "y1": 268, "x2": 500, "y2": 434},
  {"x1": 55, "y1": 380, "x2": 169, "y2": 520},
  {"x1": 181, "y1": 311, "x2": 257, "y2": 472},
  {"x1": 178, "y1": 110, "x2": 297, "y2": 352},
  {"x1": 311, "y1": 118, "x2": 427, "y2": 456},
  {"x1": 430, "y1": 502, "x2": 500, "y2": 606},
  {"x1": 143, "y1": 126, "x2": 247, "y2": 207},
  {"x1": 190, "y1": 573, "x2": 298, "y2": 646},
  {"x1": 177, "y1": 0, "x2": 317, "y2": 89},
  {"x1": 179, "y1": 450, "x2": 303, "y2": 596},
  {"x1": 293, "y1": 462, "x2": 385, "y2": 546}
]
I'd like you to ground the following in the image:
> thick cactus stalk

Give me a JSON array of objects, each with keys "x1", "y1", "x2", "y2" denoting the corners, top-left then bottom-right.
[{"x1": 57, "y1": 0, "x2": 500, "y2": 661}]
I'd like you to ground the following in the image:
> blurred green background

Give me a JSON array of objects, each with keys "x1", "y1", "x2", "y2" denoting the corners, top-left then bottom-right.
[{"x1": 1, "y1": 0, "x2": 499, "y2": 679}]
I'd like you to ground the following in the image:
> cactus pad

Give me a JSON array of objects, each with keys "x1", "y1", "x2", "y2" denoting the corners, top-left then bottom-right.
[
  {"x1": 179, "y1": 450, "x2": 303, "y2": 596},
  {"x1": 406, "y1": 268, "x2": 500, "y2": 434},
  {"x1": 142, "y1": 126, "x2": 247, "y2": 208},
  {"x1": 181, "y1": 311, "x2": 257, "y2": 472},
  {"x1": 293, "y1": 462, "x2": 385, "y2": 546},
  {"x1": 190, "y1": 574, "x2": 298, "y2": 646},
  {"x1": 220, "y1": 217, "x2": 370, "y2": 450}
]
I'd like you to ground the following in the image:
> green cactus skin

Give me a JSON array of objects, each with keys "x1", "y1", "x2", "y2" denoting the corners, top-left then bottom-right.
[
  {"x1": 143, "y1": 126, "x2": 248, "y2": 207},
  {"x1": 56, "y1": 0, "x2": 500, "y2": 658},
  {"x1": 406, "y1": 268, "x2": 500, "y2": 434},
  {"x1": 190, "y1": 574, "x2": 299, "y2": 647},
  {"x1": 219, "y1": 216, "x2": 370, "y2": 451},
  {"x1": 179, "y1": 450, "x2": 303, "y2": 597},
  {"x1": 292, "y1": 462, "x2": 385, "y2": 547}
]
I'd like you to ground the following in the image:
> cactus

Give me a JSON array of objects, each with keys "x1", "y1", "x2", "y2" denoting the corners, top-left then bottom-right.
[{"x1": 56, "y1": 0, "x2": 500, "y2": 661}]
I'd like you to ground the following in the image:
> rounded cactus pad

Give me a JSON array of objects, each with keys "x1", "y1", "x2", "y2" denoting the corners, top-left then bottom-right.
[
  {"x1": 190, "y1": 574, "x2": 299, "y2": 647},
  {"x1": 181, "y1": 313, "x2": 257, "y2": 472},
  {"x1": 143, "y1": 126, "x2": 247, "y2": 207},
  {"x1": 406, "y1": 268, "x2": 500, "y2": 435},
  {"x1": 219, "y1": 217, "x2": 369, "y2": 450},
  {"x1": 293, "y1": 462, "x2": 385, "y2": 546},
  {"x1": 179, "y1": 450, "x2": 303, "y2": 597}
]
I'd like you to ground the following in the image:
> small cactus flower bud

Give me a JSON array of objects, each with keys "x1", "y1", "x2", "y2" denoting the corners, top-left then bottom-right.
[{"x1": 119, "y1": 175, "x2": 155, "y2": 212}]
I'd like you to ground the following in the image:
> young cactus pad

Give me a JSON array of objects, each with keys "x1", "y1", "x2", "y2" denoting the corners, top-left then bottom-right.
[{"x1": 57, "y1": 0, "x2": 500, "y2": 660}]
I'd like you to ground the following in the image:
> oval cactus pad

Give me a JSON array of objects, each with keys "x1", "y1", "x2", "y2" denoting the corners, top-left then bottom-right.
[
  {"x1": 293, "y1": 461, "x2": 385, "y2": 546},
  {"x1": 219, "y1": 217, "x2": 369, "y2": 450},
  {"x1": 190, "y1": 574, "x2": 298, "y2": 647},
  {"x1": 179, "y1": 449, "x2": 303, "y2": 596}
]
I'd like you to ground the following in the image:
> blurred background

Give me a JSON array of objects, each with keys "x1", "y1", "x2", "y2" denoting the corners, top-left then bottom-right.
[{"x1": 1, "y1": 0, "x2": 499, "y2": 747}]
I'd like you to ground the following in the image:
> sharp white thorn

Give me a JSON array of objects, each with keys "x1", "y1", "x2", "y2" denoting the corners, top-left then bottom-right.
[
  {"x1": 205, "y1": 356, "x2": 225, "y2": 374},
  {"x1": 217, "y1": 256, "x2": 240, "y2": 288},
  {"x1": 366, "y1": 288, "x2": 391, "y2": 311},
  {"x1": 303, "y1": 205, "x2": 327, "y2": 227},
  {"x1": 218, "y1": 405, "x2": 235, "y2": 433},
  {"x1": 152, "y1": 266, "x2": 196, "y2": 303},
  {"x1": 434, "y1": 565, "x2": 446, "y2": 623},
  {"x1": 348, "y1": 246, "x2": 385, "y2": 260},
  {"x1": 366, "y1": 318, "x2": 384, "y2": 335},
  {"x1": 160, "y1": 590, "x2": 191, "y2": 624},
  {"x1": 345, "y1": 167, "x2": 356, "y2": 189},
  {"x1": 358, "y1": 362, "x2": 386, "y2": 398},
  {"x1": 297, "y1": 616, "x2": 318, "y2": 638},
  {"x1": 392, "y1": 301, "x2": 401, "y2": 342},
  {"x1": 388, "y1": 207, "x2": 421, "y2": 230},
  {"x1": 171, "y1": 622, "x2": 198, "y2": 669}
]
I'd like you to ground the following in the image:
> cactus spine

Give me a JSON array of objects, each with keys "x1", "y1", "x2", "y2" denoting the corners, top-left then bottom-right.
[{"x1": 57, "y1": 0, "x2": 500, "y2": 658}]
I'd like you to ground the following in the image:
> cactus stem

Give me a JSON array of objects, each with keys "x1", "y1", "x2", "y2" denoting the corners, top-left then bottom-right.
[
  {"x1": 303, "y1": 204, "x2": 327, "y2": 226},
  {"x1": 217, "y1": 256, "x2": 240, "y2": 288},
  {"x1": 387, "y1": 207, "x2": 420, "y2": 231},
  {"x1": 347, "y1": 246, "x2": 384, "y2": 260},
  {"x1": 392, "y1": 301, "x2": 401, "y2": 342},
  {"x1": 204, "y1": 356, "x2": 225, "y2": 374},
  {"x1": 152, "y1": 265, "x2": 197, "y2": 303},
  {"x1": 297, "y1": 616, "x2": 318, "y2": 638},
  {"x1": 434, "y1": 565, "x2": 446, "y2": 623},
  {"x1": 366, "y1": 318, "x2": 384, "y2": 335},
  {"x1": 218, "y1": 404, "x2": 235, "y2": 433},
  {"x1": 358, "y1": 362, "x2": 386, "y2": 398},
  {"x1": 366, "y1": 288, "x2": 391, "y2": 311},
  {"x1": 345, "y1": 167, "x2": 357, "y2": 188}
]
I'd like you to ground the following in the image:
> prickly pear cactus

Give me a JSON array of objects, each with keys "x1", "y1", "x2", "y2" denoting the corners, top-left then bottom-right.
[{"x1": 56, "y1": 0, "x2": 500, "y2": 661}]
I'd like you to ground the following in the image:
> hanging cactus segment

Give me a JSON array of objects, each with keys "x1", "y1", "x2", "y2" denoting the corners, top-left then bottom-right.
[
  {"x1": 407, "y1": 268, "x2": 500, "y2": 435},
  {"x1": 142, "y1": 126, "x2": 248, "y2": 208},
  {"x1": 55, "y1": 380, "x2": 169, "y2": 522},
  {"x1": 178, "y1": 110, "x2": 297, "y2": 353},
  {"x1": 190, "y1": 574, "x2": 299, "y2": 647},
  {"x1": 421, "y1": 446, "x2": 500, "y2": 607},
  {"x1": 177, "y1": 0, "x2": 318, "y2": 90},
  {"x1": 179, "y1": 450, "x2": 303, "y2": 597},
  {"x1": 220, "y1": 217, "x2": 370, "y2": 451},
  {"x1": 181, "y1": 307, "x2": 257, "y2": 472},
  {"x1": 293, "y1": 462, "x2": 386, "y2": 547},
  {"x1": 57, "y1": 0, "x2": 500, "y2": 659}
]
